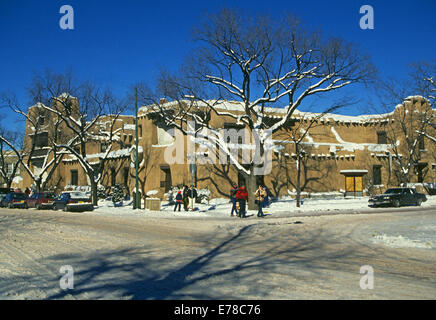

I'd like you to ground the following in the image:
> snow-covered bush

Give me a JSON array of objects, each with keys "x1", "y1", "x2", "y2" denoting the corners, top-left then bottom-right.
[
  {"x1": 196, "y1": 188, "x2": 210, "y2": 204},
  {"x1": 97, "y1": 184, "x2": 108, "y2": 199},
  {"x1": 64, "y1": 185, "x2": 91, "y2": 192},
  {"x1": 110, "y1": 184, "x2": 124, "y2": 204},
  {"x1": 165, "y1": 186, "x2": 179, "y2": 205}
]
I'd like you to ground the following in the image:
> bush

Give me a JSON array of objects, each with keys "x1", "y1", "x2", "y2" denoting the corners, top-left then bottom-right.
[{"x1": 111, "y1": 184, "x2": 124, "y2": 203}]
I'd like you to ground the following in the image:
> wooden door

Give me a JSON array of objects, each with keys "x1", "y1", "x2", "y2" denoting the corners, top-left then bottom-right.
[
  {"x1": 345, "y1": 176, "x2": 355, "y2": 192},
  {"x1": 354, "y1": 176, "x2": 363, "y2": 192}
]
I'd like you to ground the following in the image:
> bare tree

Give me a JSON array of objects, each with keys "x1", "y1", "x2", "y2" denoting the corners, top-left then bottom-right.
[
  {"x1": 0, "y1": 126, "x2": 23, "y2": 189},
  {"x1": 373, "y1": 62, "x2": 435, "y2": 185},
  {"x1": 410, "y1": 61, "x2": 436, "y2": 144},
  {"x1": 1, "y1": 90, "x2": 70, "y2": 192},
  {"x1": 274, "y1": 105, "x2": 341, "y2": 207},
  {"x1": 142, "y1": 9, "x2": 375, "y2": 208},
  {"x1": 29, "y1": 70, "x2": 128, "y2": 205}
]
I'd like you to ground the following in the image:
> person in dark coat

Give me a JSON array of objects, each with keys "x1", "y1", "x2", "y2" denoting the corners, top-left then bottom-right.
[
  {"x1": 188, "y1": 185, "x2": 197, "y2": 211},
  {"x1": 235, "y1": 186, "x2": 248, "y2": 218},
  {"x1": 230, "y1": 183, "x2": 239, "y2": 217},
  {"x1": 182, "y1": 185, "x2": 189, "y2": 211},
  {"x1": 174, "y1": 191, "x2": 183, "y2": 212}
]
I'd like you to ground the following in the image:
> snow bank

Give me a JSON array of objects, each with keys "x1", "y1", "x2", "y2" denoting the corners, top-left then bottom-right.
[
  {"x1": 372, "y1": 234, "x2": 433, "y2": 249},
  {"x1": 146, "y1": 190, "x2": 158, "y2": 196}
]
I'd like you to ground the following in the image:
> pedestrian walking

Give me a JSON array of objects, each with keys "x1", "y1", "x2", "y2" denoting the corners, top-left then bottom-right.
[
  {"x1": 236, "y1": 186, "x2": 248, "y2": 218},
  {"x1": 188, "y1": 185, "x2": 197, "y2": 211},
  {"x1": 182, "y1": 185, "x2": 189, "y2": 211},
  {"x1": 174, "y1": 190, "x2": 183, "y2": 211},
  {"x1": 230, "y1": 183, "x2": 239, "y2": 217},
  {"x1": 255, "y1": 185, "x2": 267, "y2": 217}
]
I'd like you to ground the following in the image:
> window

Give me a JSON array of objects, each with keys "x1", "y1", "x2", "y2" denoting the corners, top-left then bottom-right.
[
  {"x1": 160, "y1": 166, "x2": 172, "y2": 193},
  {"x1": 6, "y1": 163, "x2": 13, "y2": 175},
  {"x1": 138, "y1": 125, "x2": 142, "y2": 137},
  {"x1": 71, "y1": 170, "x2": 78, "y2": 186},
  {"x1": 373, "y1": 165, "x2": 382, "y2": 185},
  {"x1": 256, "y1": 175, "x2": 265, "y2": 187},
  {"x1": 377, "y1": 131, "x2": 387, "y2": 144},
  {"x1": 416, "y1": 163, "x2": 427, "y2": 183},
  {"x1": 34, "y1": 132, "x2": 48, "y2": 148},
  {"x1": 123, "y1": 167, "x2": 129, "y2": 186},
  {"x1": 38, "y1": 110, "x2": 45, "y2": 126},
  {"x1": 110, "y1": 168, "x2": 116, "y2": 186},
  {"x1": 237, "y1": 171, "x2": 246, "y2": 188},
  {"x1": 418, "y1": 135, "x2": 425, "y2": 150},
  {"x1": 101, "y1": 143, "x2": 107, "y2": 152}
]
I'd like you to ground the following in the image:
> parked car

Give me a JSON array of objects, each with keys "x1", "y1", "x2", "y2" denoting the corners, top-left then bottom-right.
[
  {"x1": 26, "y1": 192, "x2": 57, "y2": 210},
  {"x1": 1, "y1": 192, "x2": 29, "y2": 208},
  {"x1": 0, "y1": 188, "x2": 11, "y2": 203},
  {"x1": 52, "y1": 191, "x2": 94, "y2": 212},
  {"x1": 368, "y1": 187, "x2": 427, "y2": 208}
]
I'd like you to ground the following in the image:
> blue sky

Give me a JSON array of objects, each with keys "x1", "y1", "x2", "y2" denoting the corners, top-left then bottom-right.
[{"x1": 0, "y1": 0, "x2": 435, "y2": 131}]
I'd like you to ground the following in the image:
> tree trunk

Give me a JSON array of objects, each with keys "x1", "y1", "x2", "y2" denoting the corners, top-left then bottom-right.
[
  {"x1": 296, "y1": 156, "x2": 301, "y2": 208},
  {"x1": 90, "y1": 179, "x2": 98, "y2": 206},
  {"x1": 35, "y1": 181, "x2": 41, "y2": 193},
  {"x1": 246, "y1": 172, "x2": 257, "y2": 210}
]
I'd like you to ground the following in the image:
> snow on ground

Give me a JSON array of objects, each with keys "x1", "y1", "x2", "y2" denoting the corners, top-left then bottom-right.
[
  {"x1": 92, "y1": 195, "x2": 436, "y2": 219},
  {"x1": 371, "y1": 234, "x2": 433, "y2": 249}
]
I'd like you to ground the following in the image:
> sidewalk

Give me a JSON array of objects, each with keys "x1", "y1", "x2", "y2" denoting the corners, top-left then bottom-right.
[{"x1": 92, "y1": 195, "x2": 436, "y2": 219}]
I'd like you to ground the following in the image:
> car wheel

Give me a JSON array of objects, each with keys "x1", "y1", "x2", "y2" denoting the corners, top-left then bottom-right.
[
  {"x1": 24, "y1": 203, "x2": 28, "y2": 209},
  {"x1": 8, "y1": 203, "x2": 13, "y2": 209},
  {"x1": 392, "y1": 199, "x2": 400, "y2": 208},
  {"x1": 416, "y1": 199, "x2": 422, "y2": 206},
  {"x1": 36, "y1": 204, "x2": 41, "y2": 210},
  {"x1": 63, "y1": 206, "x2": 68, "y2": 212},
  {"x1": 53, "y1": 204, "x2": 58, "y2": 211}
]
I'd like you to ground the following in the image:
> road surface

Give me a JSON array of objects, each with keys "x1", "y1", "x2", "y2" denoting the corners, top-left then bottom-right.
[{"x1": 0, "y1": 206, "x2": 435, "y2": 299}]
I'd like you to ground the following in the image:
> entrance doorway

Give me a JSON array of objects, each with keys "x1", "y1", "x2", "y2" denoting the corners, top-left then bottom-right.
[{"x1": 340, "y1": 170, "x2": 368, "y2": 197}]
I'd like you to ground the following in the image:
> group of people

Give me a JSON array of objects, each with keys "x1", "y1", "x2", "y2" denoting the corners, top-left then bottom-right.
[
  {"x1": 174, "y1": 185, "x2": 198, "y2": 211},
  {"x1": 230, "y1": 183, "x2": 268, "y2": 218},
  {"x1": 172, "y1": 183, "x2": 269, "y2": 218}
]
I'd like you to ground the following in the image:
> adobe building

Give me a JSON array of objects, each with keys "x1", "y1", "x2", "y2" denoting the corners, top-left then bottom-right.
[
  {"x1": 20, "y1": 94, "x2": 436, "y2": 199},
  {"x1": 0, "y1": 150, "x2": 24, "y2": 190}
]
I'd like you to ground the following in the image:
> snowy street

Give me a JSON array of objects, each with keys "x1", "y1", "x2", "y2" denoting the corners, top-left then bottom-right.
[{"x1": 0, "y1": 200, "x2": 435, "y2": 300}]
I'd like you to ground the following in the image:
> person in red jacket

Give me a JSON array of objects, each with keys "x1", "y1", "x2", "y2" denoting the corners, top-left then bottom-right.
[
  {"x1": 174, "y1": 191, "x2": 183, "y2": 212},
  {"x1": 235, "y1": 186, "x2": 248, "y2": 218}
]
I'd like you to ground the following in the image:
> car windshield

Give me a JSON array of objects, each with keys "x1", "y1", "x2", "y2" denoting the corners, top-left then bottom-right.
[
  {"x1": 12, "y1": 193, "x2": 27, "y2": 200},
  {"x1": 44, "y1": 193, "x2": 57, "y2": 198},
  {"x1": 384, "y1": 189, "x2": 403, "y2": 194},
  {"x1": 70, "y1": 192, "x2": 89, "y2": 199}
]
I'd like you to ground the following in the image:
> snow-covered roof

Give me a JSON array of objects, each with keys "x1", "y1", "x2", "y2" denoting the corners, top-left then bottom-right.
[
  {"x1": 62, "y1": 148, "x2": 133, "y2": 163},
  {"x1": 340, "y1": 170, "x2": 368, "y2": 174},
  {"x1": 139, "y1": 98, "x2": 413, "y2": 124}
]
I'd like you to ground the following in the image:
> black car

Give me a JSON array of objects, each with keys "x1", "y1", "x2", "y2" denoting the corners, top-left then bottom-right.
[
  {"x1": 369, "y1": 187, "x2": 427, "y2": 208},
  {"x1": 0, "y1": 192, "x2": 29, "y2": 208},
  {"x1": 53, "y1": 191, "x2": 94, "y2": 212},
  {"x1": 0, "y1": 188, "x2": 11, "y2": 203}
]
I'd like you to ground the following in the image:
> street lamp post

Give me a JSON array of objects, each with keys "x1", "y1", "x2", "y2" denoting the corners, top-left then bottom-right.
[{"x1": 135, "y1": 87, "x2": 140, "y2": 209}]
